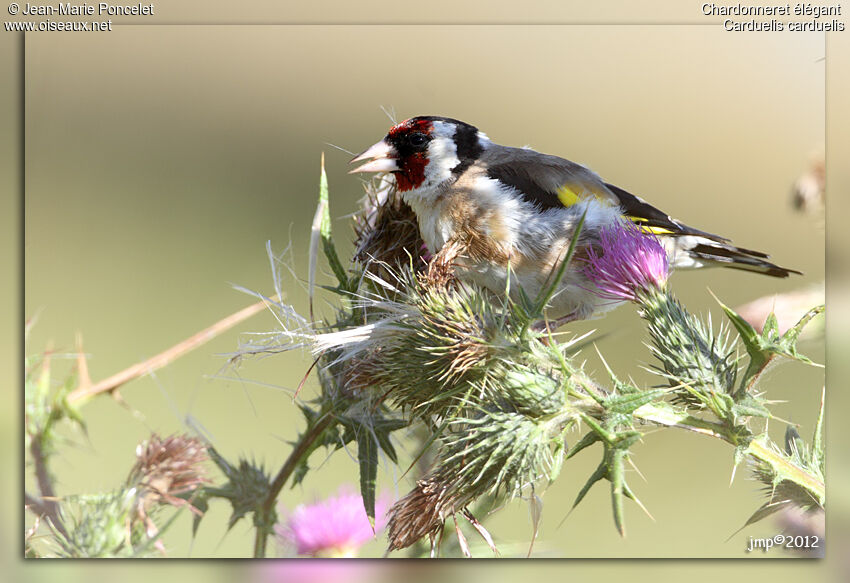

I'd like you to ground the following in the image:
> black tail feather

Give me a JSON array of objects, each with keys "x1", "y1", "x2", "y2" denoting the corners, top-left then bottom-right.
[{"x1": 689, "y1": 243, "x2": 801, "y2": 278}]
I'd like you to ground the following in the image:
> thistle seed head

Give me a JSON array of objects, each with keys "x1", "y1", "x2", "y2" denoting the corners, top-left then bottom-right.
[{"x1": 127, "y1": 433, "x2": 209, "y2": 514}]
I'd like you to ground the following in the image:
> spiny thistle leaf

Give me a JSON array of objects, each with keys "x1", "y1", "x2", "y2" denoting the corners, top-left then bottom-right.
[
  {"x1": 567, "y1": 407, "x2": 647, "y2": 535},
  {"x1": 309, "y1": 153, "x2": 349, "y2": 320},
  {"x1": 739, "y1": 436, "x2": 823, "y2": 532},
  {"x1": 569, "y1": 441, "x2": 644, "y2": 537},
  {"x1": 741, "y1": 500, "x2": 793, "y2": 530},
  {"x1": 318, "y1": 153, "x2": 348, "y2": 290},
  {"x1": 811, "y1": 387, "x2": 825, "y2": 469},
  {"x1": 25, "y1": 344, "x2": 86, "y2": 460},
  {"x1": 745, "y1": 434, "x2": 824, "y2": 520},
  {"x1": 334, "y1": 401, "x2": 408, "y2": 469},
  {"x1": 784, "y1": 305, "x2": 825, "y2": 345},
  {"x1": 572, "y1": 459, "x2": 607, "y2": 511},
  {"x1": 577, "y1": 414, "x2": 618, "y2": 445},
  {"x1": 731, "y1": 395, "x2": 772, "y2": 422},
  {"x1": 717, "y1": 298, "x2": 823, "y2": 394},
  {"x1": 363, "y1": 416, "x2": 408, "y2": 464},
  {"x1": 603, "y1": 388, "x2": 668, "y2": 416},
  {"x1": 577, "y1": 413, "x2": 639, "y2": 449},
  {"x1": 204, "y1": 447, "x2": 274, "y2": 531},
  {"x1": 191, "y1": 492, "x2": 209, "y2": 538},
  {"x1": 357, "y1": 430, "x2": 379, "y2": 527},
  {"x1": 610, "y1": 448, "x2": 627, "y2": 536},
  {"x1": 565, "y1": 431, "x2": 602, "y2": 460}
]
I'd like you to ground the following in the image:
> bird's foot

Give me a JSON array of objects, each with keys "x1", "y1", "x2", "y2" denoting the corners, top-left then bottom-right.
[{"x1": 532, "y1": 312, "x2": 579, "y2": 337}]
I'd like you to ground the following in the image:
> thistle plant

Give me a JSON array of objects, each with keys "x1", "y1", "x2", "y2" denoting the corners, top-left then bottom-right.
[
  {"x1": 582, "y1": 224, "x2": 825, "y2": 530},
  {"x1": 24, "y1": 157, "x2": 824, "y2": 559},
  {"x1": 227, "y1": 159, "x2": 824, "y2": 557},
  {"x1": 27, "y1": 432, "x2": 209, "y2": 557}
]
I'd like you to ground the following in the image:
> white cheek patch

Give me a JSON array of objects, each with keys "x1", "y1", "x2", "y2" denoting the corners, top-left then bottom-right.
[{"x1": 423, "y1": 121, "x2": 460, "y2": 188}]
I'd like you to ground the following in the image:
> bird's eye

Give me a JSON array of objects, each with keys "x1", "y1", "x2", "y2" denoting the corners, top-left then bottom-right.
[{"x1": 408, "y1": 133, "x2": 428, "y2": 147}]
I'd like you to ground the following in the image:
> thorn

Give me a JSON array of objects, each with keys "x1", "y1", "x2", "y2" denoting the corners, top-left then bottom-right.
[
  {"x1": 454, "y1": 516, "x2": 471, "y2": 558},
  {"x1": 594, "y1": 343, "x2": 617, "y2": 381},
  {"x1": 294, "y1": 355, "x2": 321, "y2": 401},
  {"x1": 462, "y1": 508, "x2": 499, "y2": 556},
  {"x1": 627, "y1": 457, "x2": 648, "y2": 483},
  {"x1": 623, "y1": 483, "x2": 655, "y2": 522},
  {"x1": 527, "y1": 490, "x2": 543, "y2": 558},
  {"x1": 556, "y1": 505, "x2": 576, "y2": 529},
  {"x1": 74, "y1": 332, "x2": 92, "y2": 392}
]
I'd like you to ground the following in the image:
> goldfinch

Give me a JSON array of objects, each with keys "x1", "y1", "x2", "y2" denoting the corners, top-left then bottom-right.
[{"x1": 349, "y1": 116, "x2": 798, "y2": 322}]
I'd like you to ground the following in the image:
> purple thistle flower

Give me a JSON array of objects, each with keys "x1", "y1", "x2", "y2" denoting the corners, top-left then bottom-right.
[
  {"x1": 276, "y1": 487, "x2": 389, "y2": 557},
  {"x1": 584, "y1": 222, "x2": 670, "y2": 302}
]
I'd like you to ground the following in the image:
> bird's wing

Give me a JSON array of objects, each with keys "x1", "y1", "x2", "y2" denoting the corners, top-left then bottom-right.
[
  {"x1": 481, "y1": 145, "x2": 797, "y2": 277},
  {"x1": 483, "y1": 146, "x2": 730, "y2": 242}
]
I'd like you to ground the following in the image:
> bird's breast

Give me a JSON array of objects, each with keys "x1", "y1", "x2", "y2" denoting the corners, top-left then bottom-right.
[{"x1": 404, "y1": 185, "x2": 514, "y2": 265}]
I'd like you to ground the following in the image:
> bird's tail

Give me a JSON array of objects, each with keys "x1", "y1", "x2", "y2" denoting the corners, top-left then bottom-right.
[{"x1": 666, "y1": 235, "x2": 801, "y2": 278}]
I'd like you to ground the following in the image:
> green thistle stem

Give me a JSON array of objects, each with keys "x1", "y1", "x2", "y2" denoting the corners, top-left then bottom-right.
[
  {"x1": 745, "y1": 437, "x2": 824, "y2": 505},
  {"x1": 253, "y1": 412, "x2": 336, "y2": 558},
  {"x1": 633, "y1": 403, "x2": 824, "y2": 505},
  {"x1": 29, "y1": 438, "x2": 68, "y2": 538}
]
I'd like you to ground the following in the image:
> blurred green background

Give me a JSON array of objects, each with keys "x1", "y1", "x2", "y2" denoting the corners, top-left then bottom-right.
[{"x1": 5, "y1": 3, "x2": 847, "y2": 581}]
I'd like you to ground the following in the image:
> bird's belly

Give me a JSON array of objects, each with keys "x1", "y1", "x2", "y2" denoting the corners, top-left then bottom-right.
[{"x1": 453, "y1": 255, "x2": 617, "y2": 321}]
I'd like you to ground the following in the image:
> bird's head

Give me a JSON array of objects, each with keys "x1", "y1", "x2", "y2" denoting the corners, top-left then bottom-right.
[{"x1": 349, "y1": 116, "x2": 487, "y2": 194}]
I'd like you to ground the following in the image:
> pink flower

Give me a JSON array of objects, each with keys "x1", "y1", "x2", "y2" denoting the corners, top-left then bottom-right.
[
  {"x1": 584, "y1": 222, "x2": 670, "y2": 302},
  {"x1": 276, "y1": 487, "x2": 389, "y2": 557}
]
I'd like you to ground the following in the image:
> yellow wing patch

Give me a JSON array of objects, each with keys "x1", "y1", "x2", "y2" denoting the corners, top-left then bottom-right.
[
  {"x1": 555, "y1": 183, "x2": 668, "y2": 237},
  {"x1": 556, "y1": 184, "x2": 614, "y2": 207},
  {"x1": 627, "y1": 216, "x2": 674, "y2": 235},
  {"x1": 556, "y1": 184, "x2": 581, "y2": 207}
]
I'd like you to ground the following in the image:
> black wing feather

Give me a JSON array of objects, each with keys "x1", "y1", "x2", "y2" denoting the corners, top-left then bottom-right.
[
  {"x1": 486, "y1": 162, "x2": 564, "y2": 210},
  {"x1": 487, "y1": 154, "x2": 729, "y2": 244},
  {"x1": 603, "y1": 183, "x2": 730, "y2": 243},
  {"x1": 483, "y1": 151, "x2": 798, "y2": 278}
]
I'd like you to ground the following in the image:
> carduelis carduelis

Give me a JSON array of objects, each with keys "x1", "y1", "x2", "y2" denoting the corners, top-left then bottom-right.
[{"x1": 349, "y1": 116, "x2": 798, "y2": 322}]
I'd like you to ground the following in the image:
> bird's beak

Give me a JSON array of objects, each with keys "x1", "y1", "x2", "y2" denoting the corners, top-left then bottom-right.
[{"x1": 348, "y1": 140, "x2": 399, "y2": 174}]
